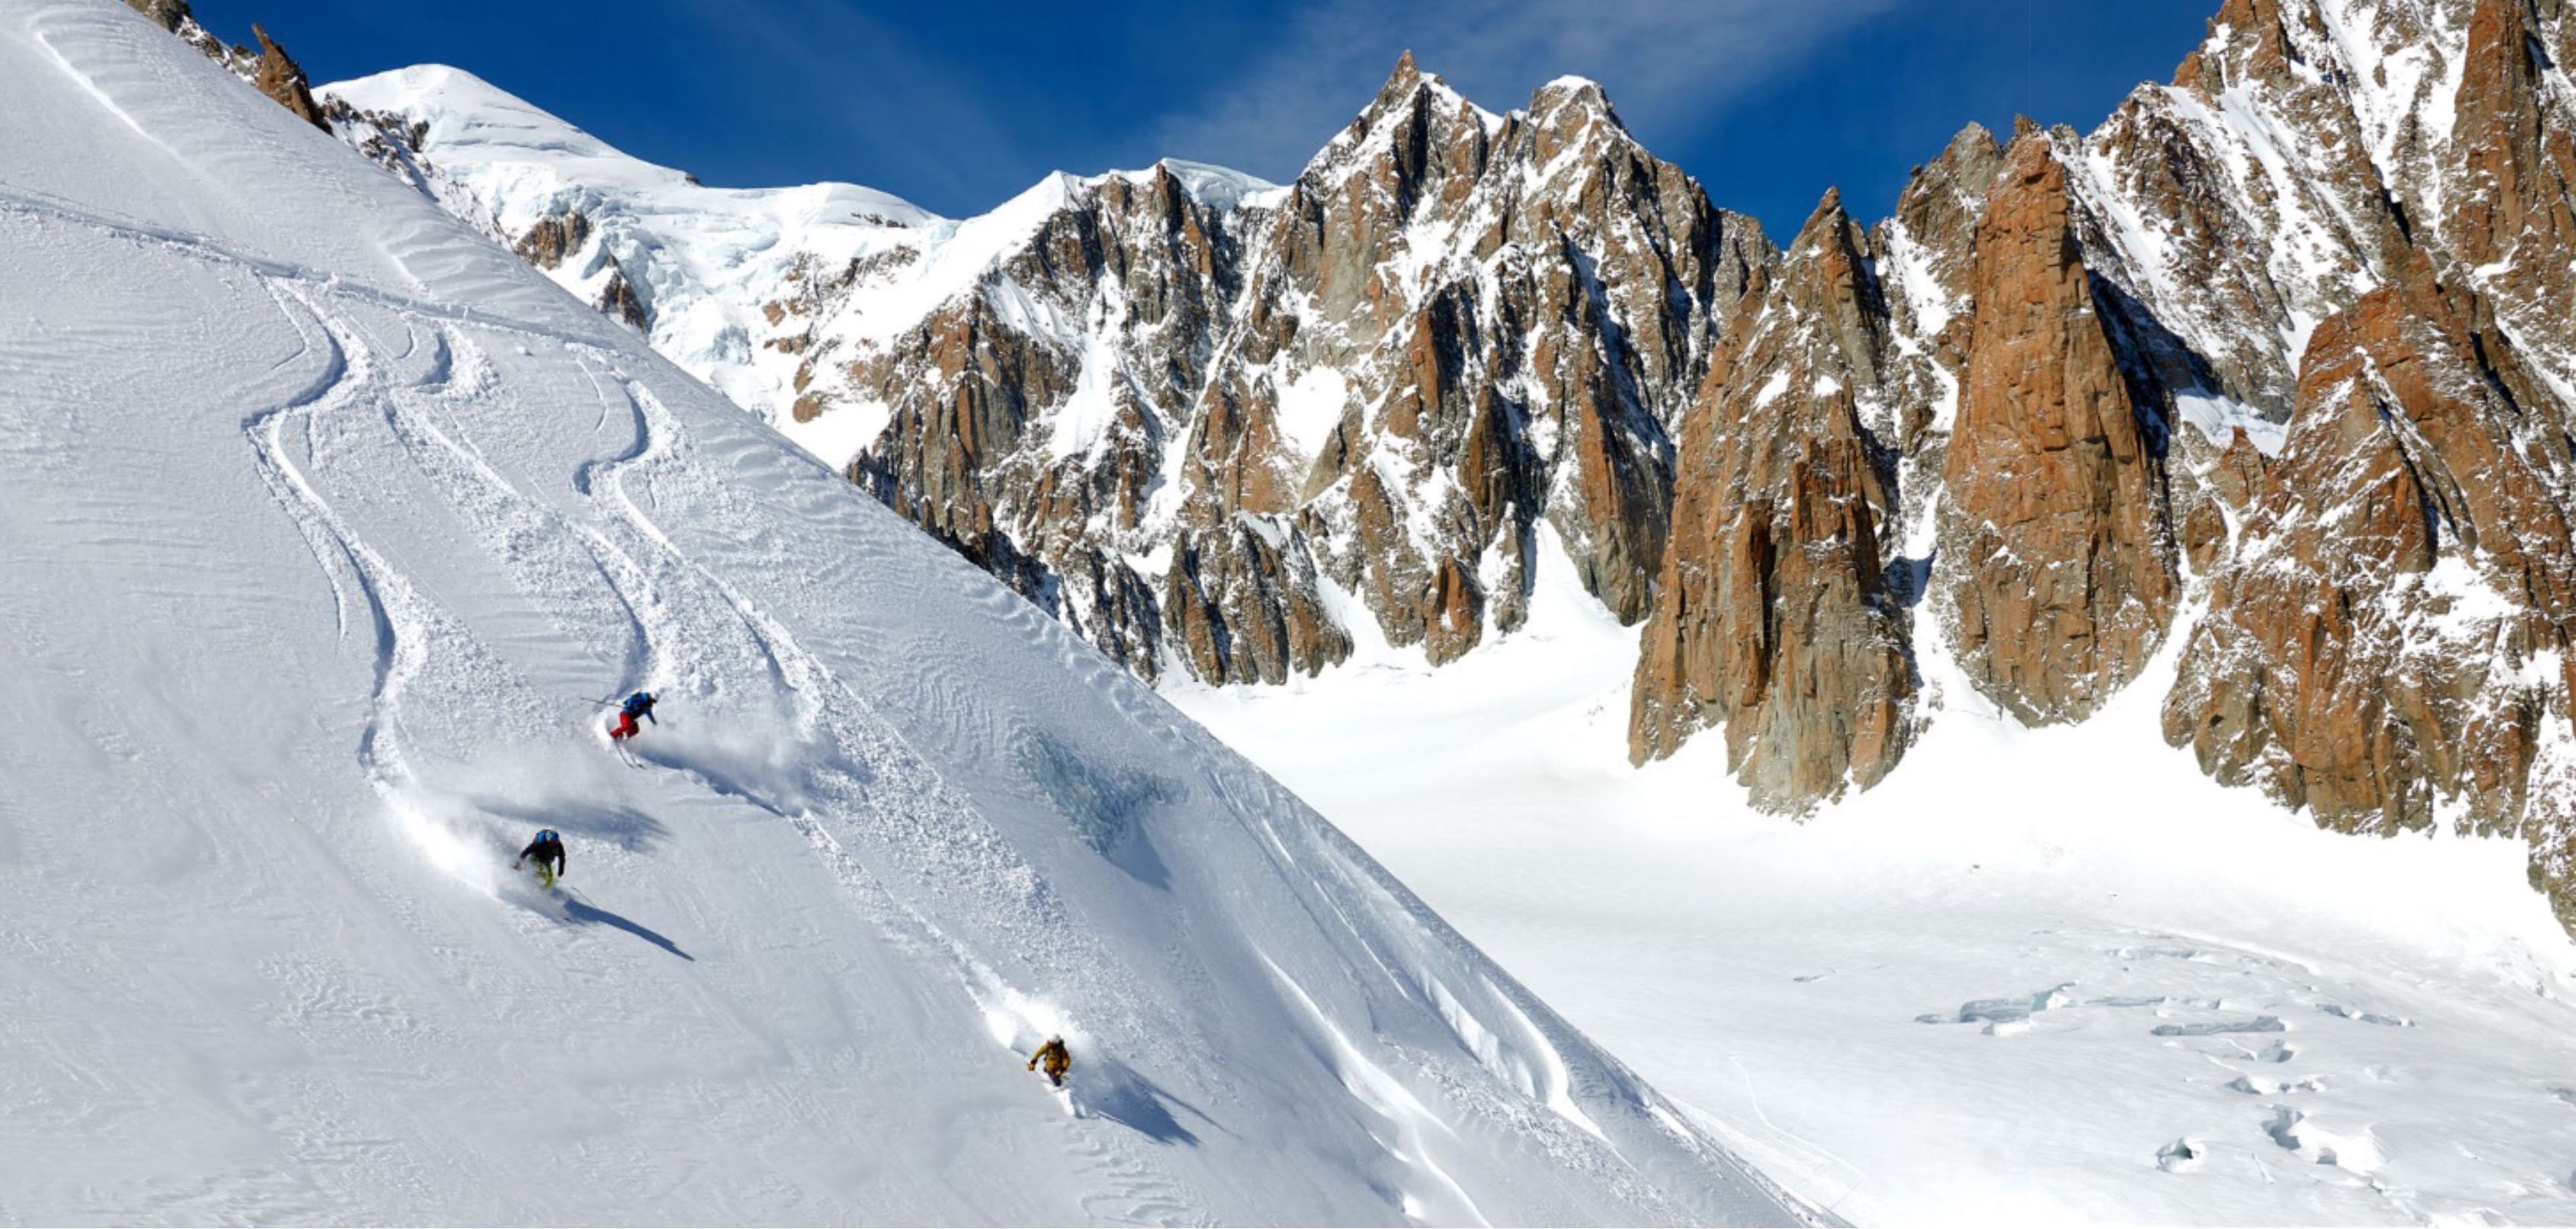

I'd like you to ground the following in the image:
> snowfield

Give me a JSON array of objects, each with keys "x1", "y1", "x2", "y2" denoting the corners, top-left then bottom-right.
[
  {"x1": 0, "y1": 3, "x2": 1813, "y2": 1224},
  {"x1": 1174, "y1": 538, "x2": 2576, "y2": 1225}
]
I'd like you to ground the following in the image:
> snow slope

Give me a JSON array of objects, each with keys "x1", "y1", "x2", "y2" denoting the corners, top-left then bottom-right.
[
  {"x1": 1176, "y1": 544, "x2": 2576, "y2": 1224},
  {"x1": 0, "y1": 3, "x2": 1809, "y2": 1223}
]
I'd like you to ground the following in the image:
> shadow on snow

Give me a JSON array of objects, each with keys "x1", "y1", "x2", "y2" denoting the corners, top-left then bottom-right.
[
  {"x1": 473, "y1": 793, "x2": 672, "y2": 854},
  {"x1": 562, "y1": 889, "x2": 694, "y2": 961},
  {"x1": 1081, "y1": 1054, "x2": 1219, "y2": 1146}
]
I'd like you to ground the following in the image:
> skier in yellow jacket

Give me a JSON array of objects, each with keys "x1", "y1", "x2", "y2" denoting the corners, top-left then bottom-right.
[{"x1": 1028, "y1": 1036, "x2": 1071, "y2": 1087}]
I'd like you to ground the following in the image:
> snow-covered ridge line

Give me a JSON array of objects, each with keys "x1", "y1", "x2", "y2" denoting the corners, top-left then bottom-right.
[{"x1": 323, "y1": 66, "x2": 1277, "y2": 379}]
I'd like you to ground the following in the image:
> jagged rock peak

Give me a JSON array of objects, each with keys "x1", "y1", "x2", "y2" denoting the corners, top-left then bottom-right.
[
  {"x1": 123, "y1": 0, "x2": 187, "y2": 33},
  {"x1": 1628, "y1": 154, "x2": 1911, "y2": 805},
  {"x1": 1938, "y1": 131, "x2": 2179, "y2": 725},
  {"x1": 1528, "y1": 75, "x2": 1626, "y2": 129},
  {"x1": 125, "y1": 2, "x2": 329, "y2": 133},
  {"x1": 2172, "y1": 0, "x2": 2300, "y2": 91},
  {"x1": 1935, "y1": 122, "x2": 2002, "y2": 170},
  {"x1": 1794, "y1": 187, "x2": 1852, "y2": 245},
  {"x1": 1350, "y1": 50, "x2": 1484, "y2": 128}
]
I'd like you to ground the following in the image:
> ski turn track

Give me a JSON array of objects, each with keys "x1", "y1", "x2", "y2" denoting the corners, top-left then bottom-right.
[{"x1": 235, "y1": 270, "x2": 1216, "y2": 1219}]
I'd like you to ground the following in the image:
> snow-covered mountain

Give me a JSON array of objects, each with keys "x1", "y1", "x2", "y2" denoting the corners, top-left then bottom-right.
[
  {"x1": 0, "y1": 2, "x2": 1827, "y2": 1221},
  {"x1": 62, "y1": 0, "x2": 2576, "y2": 1219},
  {"x1": 320, "y1": 55, "x2": 1773, "y2": 692},
  {"x1": 304, "y1": 0, "x2": 2576, "y2": 941}
]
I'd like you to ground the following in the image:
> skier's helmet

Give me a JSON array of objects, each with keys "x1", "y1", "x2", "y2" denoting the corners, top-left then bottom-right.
[{"x1": 537, "y1": 828, "x2": 558, "y2": 843}]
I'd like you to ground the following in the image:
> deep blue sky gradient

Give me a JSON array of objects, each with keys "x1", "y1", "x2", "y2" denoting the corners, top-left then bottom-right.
[{"x1": 189, "y1": 0, "x2": 2219, "y2": 242}]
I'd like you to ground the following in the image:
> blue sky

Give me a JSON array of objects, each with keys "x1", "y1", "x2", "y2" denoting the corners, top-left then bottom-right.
[{"x1": 191, "y1": 0, "x2": 2217, "y2": 242}]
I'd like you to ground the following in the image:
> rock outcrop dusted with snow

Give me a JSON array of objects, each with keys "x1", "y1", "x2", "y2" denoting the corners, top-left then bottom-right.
[
  {"x1": 122, "y1": 1, "x2": 327, "y2": 131},
  {"x1": 834, "y1": 164, "x2": 1278, "y2": 683},
  {"x1": 248, "y1": 23, "x2": 327, "y2": 131},
  {"x1": 1938, "y1": 133, "x2": 2180, "y2": 725},
  {"x1": 1629, "y1": 192, "x2": 1913, "y2": 805},
  {"x1": 1628, "y1": 0, "x2": 2576, "y2": 914},
  {"x1": 2169, "y1": 257, "x2": 2576, "y2": 909},
  {"x1": 1154, "y1": 61, "x2": 1770, "y2": 678}
]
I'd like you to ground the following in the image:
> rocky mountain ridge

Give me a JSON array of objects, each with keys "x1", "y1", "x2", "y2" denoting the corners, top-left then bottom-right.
[
  {"x1": 316, "y1": 55, "x2": 1773, "y2": 689},
  {"x1": 1630, "y1": 0, "x2": 2576, "y2": 922},
  {"x1": 120, "y1": 0, "x2": 326, "y2": 129},
  {"x1": 132, "y1": 0, "x2": 2576, "y2": 928}
]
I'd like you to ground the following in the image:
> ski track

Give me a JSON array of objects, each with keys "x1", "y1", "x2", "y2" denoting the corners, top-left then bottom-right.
[
  {"x1": 17, "y1": 154, "x2": 1208, "y2": 1217},
  {"x1": 0, "y1": 184, "x2": 566, "y2": 340},
  {"x1": 226, "y1": 263, "x2": 1214, "y2": 1221},
  {"x1": 0, "y1": 204, "x2": 1798, "y2": 1220}
]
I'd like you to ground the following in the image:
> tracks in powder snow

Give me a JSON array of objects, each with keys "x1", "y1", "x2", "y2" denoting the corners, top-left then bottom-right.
[
  {"x1": 241, "y1": 283, "x2": 435, "y2": 825},
  {"x1": 125, "y1": 186, "x2": 1740, "y2": 1226},
  {"x1": 563, "y1": 356, "x2": 1218, "y2": 1224},
  {"x1": 230, "y1": 264, "x2": 1208, "y2": 1222}
]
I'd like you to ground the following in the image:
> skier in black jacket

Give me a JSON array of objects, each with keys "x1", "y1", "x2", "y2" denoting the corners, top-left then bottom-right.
[{"x1": 516, "y1": 828, "x2": 566, "y2": 887}]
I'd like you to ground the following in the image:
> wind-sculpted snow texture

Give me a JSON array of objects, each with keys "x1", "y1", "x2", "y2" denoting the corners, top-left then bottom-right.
[
  {"x1": 0, "y1": 4, "x2": 1823, "y2": 1222},
  {"x1": 307, "y1": 0, "x2": 2576, "y2": 929}
]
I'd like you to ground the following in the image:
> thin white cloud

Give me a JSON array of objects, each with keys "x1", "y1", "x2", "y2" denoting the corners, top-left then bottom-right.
[
  {"x1": 1155, "y1": 0, "x2": 1904, "y2": 182},
  {"x1": 664, "y1": 0, "x2": 1046, "y2": 211}
]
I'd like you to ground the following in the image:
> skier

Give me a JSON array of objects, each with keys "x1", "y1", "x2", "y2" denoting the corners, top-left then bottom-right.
[
  {"x1": 515, "y1": 828, "x2": 566, "y2": 888},
  {"x1": 608, "y1": 691, "x2": 658, "y2": 741},
  {"x1": 1028, "y1": 1035, "x2": 1071, "y2": 1088}
]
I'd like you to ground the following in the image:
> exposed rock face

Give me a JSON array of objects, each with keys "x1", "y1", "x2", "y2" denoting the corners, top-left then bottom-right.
[
  {"x1": 1164, "y1": 63, "x2": 1767, "y2": 672},
  {"x1": 596, "y1": 267, "x2": 648, "y2": 329},
  {"x1": 1938, "y1": 135, "x2": 2179, "y2": 725},
  {"x1": 249, "y1": 25, "x2": 328, "y2": 133},
  {"x1": 514, "y1": 211, "x2": 591, "y2": 270},
  {"x1": 126, "y1": 3, "x2": 330, "y2": 133},
  {"x1": 782, "y1": 58, "x2": 1768, "y2": 683},
  {"x1": 123, "y1": 0, "x2": 188, "y2": 32},
  {"x1": 1636, "y1": 0, "x2": 2576, "y2": 832},
  {"x1": 2446, "y1": 0, "x2": 2576, "y2": 385},
  {"x1": 1867, "y1": 124, "x2": 2001, "y2": 470},
  {"x1": 831, "y1": 164, "x2": 1257, "y2": 681},
  {"x1": 1631, "y1": 193, "x2": 1913, "y2": 805},
  {"x1": 2167, "y1": 258, "x2": 2576, "y2": 916},
  {"x1": 2099, "y1": 0, "x2": 2418, "y2": 417}
]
